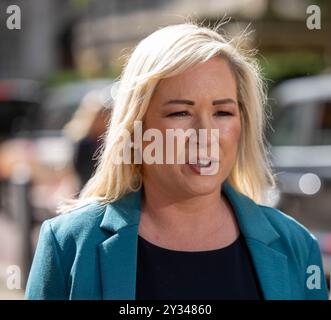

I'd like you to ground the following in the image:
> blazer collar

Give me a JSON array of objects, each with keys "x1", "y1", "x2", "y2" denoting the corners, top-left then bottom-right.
[
  {"x1": 222, "y1": 182, "x2": 280, "y2": 245},
  {"x1": 100, "y1": 190, "x2": 141, "y2": 233},
  {"x1": 222, "y1": 183, "x2": 291, "y2": 299},
  {"x1": 98, "y1": 181, "x2": 291, "y2": 300},
  {"x1": 99, "y1": 182, "x2": 280, "y2": 244}
]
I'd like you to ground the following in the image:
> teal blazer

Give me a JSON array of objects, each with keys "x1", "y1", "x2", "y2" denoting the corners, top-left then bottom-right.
[{"x1": 25, "y1": 182, "x2": 329, "y2": 300}]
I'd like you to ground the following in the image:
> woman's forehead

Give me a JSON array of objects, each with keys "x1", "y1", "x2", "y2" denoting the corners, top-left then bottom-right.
[{"x1": 153, "y1": 57, "x2": 237, "y2": 99}]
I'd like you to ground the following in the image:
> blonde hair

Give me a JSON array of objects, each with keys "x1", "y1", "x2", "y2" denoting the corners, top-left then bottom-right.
[{"x1": 58, "y1": 21, "x2": 274, "y2": 213}]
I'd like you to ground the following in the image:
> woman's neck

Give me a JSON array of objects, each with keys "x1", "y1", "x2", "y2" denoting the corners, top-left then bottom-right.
[
  {"x1": 139, "y1": 181, "x2": 240, "y2": 251},
  {"x1": 140, "y1": 181, "x2": 229, "y2": 237}
]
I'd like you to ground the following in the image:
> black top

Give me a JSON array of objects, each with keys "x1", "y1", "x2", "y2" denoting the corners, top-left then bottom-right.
[{"x1": 136, "y1": 234, "x2": 264, "y2": 300}]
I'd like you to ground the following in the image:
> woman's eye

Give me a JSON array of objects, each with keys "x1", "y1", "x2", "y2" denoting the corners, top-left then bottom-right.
[
  {"x1": 215, "y1": 111, "x2": 232, "y2": 117},
  {"x1": 167, "y1": 111, "x2": 190, "y2": 117}
]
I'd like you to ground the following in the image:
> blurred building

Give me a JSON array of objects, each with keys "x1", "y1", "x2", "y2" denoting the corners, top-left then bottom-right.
[
  {"x1": 1, "y1": 0, "x2": 330, "y2": 81},
  {"x1": 0, "y1": 0, "x2": 76, "y2": 79},
  {"x1": 72, "y1": 0, "x2": 331, "y2": 79}
]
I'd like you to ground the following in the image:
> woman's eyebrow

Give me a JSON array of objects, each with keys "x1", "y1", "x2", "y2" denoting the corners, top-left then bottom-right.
[
  {"x1": 163, "y1": 99, "x2": 194, "y2": 106},
  {"x1": 163, "y1": 98, "x2": 237, "y2": 106},
  {"x1": 212, "y1": 98, "x2": 237, "y2": 106}
]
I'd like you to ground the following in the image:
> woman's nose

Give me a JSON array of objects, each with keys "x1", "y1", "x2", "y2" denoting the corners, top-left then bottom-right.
[
  {"x1": 193, "y1": 113, "x2": 216, "y2": 147},
  {"x1": 186, "y1": 113, "x2": 220, "y2": 160}
]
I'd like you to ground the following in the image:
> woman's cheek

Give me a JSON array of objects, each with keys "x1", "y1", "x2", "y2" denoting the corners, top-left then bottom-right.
[
  {"x1": 227, "y1": 118, "x2": 241, "y2": 140},
  {"x1": 220, "y1": 122, "x2": 241, "y2": 142},
  {"x1": 219, "y1": 120, "x2": 241, "y2": 151}
]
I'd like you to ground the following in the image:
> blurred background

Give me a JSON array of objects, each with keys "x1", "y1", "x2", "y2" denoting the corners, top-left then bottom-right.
[{"x1": 0, "y1": 0, "x2": 330, "y2": 299}]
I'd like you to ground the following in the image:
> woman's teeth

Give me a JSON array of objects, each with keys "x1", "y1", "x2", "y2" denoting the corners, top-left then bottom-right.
[{"x1": 197, "y1": 159, "x2": 211, "y2": 167}]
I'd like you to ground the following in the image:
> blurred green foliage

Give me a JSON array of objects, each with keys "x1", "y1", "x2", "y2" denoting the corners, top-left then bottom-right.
[{"x1": 259, "y1": 51, "x2": 326, "y2": 89}]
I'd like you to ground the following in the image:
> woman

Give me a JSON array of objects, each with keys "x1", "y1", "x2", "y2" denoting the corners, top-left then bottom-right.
[{"x1": 25, "y1": 23, "x2": 328, "y2": 300}]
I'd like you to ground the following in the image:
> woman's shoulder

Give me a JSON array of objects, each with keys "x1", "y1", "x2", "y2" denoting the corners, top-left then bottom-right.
[
  {"x1": 41, "y1": 201, "x2": 108, "y2": 245},
  {"x1": 257, "y1": 204, "x2": 318, "y2": 251}
]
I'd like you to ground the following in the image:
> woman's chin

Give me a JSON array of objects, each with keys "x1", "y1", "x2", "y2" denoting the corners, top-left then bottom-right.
[
  {"x1": 176, "y1": 164, "x2": 222, "y2": 194},
  {"x1": 179, "y1": 176, "x2": 222, "y2": 197}
]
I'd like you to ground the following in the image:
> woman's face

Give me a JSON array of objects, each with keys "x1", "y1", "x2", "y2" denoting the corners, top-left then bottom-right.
[{"x1": 142, "y1": 57, "x2": 241, "y2": 198}]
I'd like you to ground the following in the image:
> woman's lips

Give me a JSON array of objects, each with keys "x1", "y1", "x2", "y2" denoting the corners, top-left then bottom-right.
[{"x1": 186, "y1": 159, "x2": 220, "y2": 175}]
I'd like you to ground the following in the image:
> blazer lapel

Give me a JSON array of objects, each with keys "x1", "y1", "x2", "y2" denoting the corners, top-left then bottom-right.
[
  {"x1": 223, "y1": 182, "x2": 291, "y2": 300},
  {"x1": 98, "y1": 190, "x2": 142, "y2": 300},
  {"x1": 245, "y1": 238, "x2": 291, "y2": 299}
]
